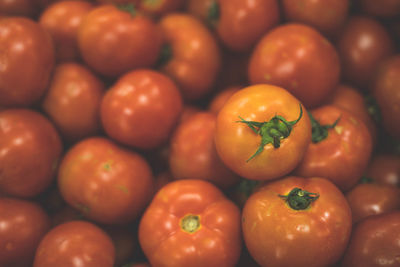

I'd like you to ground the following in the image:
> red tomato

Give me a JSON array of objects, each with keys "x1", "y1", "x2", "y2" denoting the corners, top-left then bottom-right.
[
  {"x1": 58, "y1": 137, "x2": 154, "y2": 224},
  {"x1": 139, "y1": 0, "x2": 185, "y2": 16},
  {"x1": 215, "y1": 84, "x2": 311, "y2": 181},
  {"x1": 0, "y1": 0, "x2": 38, "y2": 17},
  {"x1": 139, "y1": 179, "x2": 242, "y2": 267},
  {"x1": 346, "y1": 182, "x2": 400, "y2": 224},
  {"x1": 372, "y1": 55, "x2": 400, "y2": 139},
  {"x1": 242, "y1": 176, "x2": 352, "y2": 267},
  {"x1": 294, "y1": 105, "x2": 373, "y2": 192},
  {"x1": 101, "y1": 69, "x2": 183, "y2": 150},
  {"x1": 341, "y1": 211, "x2": 400, "y2": 267},
  {"x1": 169, "y1": 112, "x2": 241, "y2": 189},
  {"x1": 39, "y1": 0, "x2": 94, "y2": 62},
  {"x1": 365, "y1": 153, "x2": 400, "y2": 187},
  {"x1": 158, "y1": 13, "x2": 221, "y2": 101},
  {"x1": 248, "y1": 23, "x2": 340, "y2": 108},
  {"x1": 0, "y1": 197, "x2": 51, "y2": 267},
  {"x1": 0, "y1": 17, "x2": 55, "y2": 107},
  {"x1": 41, "y1": 62, "x2": 105, "y2": 144},
  {"x1": 0, "y1": 109, "x2": 63, "y2": 197},
  {"x1": 34, "y1": 220, "x2": 115, "y2": 267},
  {"x1": 78, "y1": 4, "x2": 163, "y2": 78},
  {"x1": 208, "y1": 85, "x2": 241, "y2": 115},
  {"x1": 281, "y1": 0, "x2": 349, "y2": 38},
  {"x1": 357, "y1": 0, "x2": 400, "y2": 17},
  {"x1": 336, "y1": 16, "x2": 395, "y2": 90}
]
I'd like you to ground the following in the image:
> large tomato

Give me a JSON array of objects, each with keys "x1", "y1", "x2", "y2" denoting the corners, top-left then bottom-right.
[
  {"x1": 215, "y1": 84, "x2": 311, "y2": 181},
  {"x1": 139, "y1": 179, "x2": 242, "y2": 267},
  {"x1": 242, "y1": 176, "x2": 352, "y2": 267}
]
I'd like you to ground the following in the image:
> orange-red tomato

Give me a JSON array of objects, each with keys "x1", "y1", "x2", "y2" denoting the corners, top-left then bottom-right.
[
  {"x1": 242, "y1": 176, "x2": 352, "y2": 267},
  {"x1": 215, "y1": 84, "x2": 311, "y2": 181},
  {"x1": 208, "y1": 85, "x2": 241, "y2": 115},
  {"x1": 365, "y1": 153, "x2": 400, "y2": 187},
  {"x1": 158, "y1": 13, "x2": 221, "y2": 101},
  {"x1": 139, "y1": 179, "x2": 242, "y2": 267},
  {"x1": 357, "y1": 0, "x2": 400, "y2": 18},
  {"x1": 0, "y1": 17, "x2": 55, "y2": 107},
  {"x1": 294, "y1": 105, "x2": 373, "y2": 192},
  {"x1": 248, "y1": 23, "x2": 340, "y2": 108},
  {"x1": 0, "y1": 0, "x2": 39, "y2": 17}
]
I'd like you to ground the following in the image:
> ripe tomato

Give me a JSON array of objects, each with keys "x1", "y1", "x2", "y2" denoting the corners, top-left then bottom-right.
[
  {"x1": 41, "y1": 62, "x2": 105, "y2": 144},
  {"x1": 341, "y1": 211, "x2": 400, "y2": 267},
  {"x1": 101, "y1": 69, "x2": 183, "y2": 150},
  {"x1": 77, "y1": 4, "x2": 163, "y2": 78},
  {"x1": 58, "y1": 137, "x2": 154, "y2": 224},
  {"x1": 208, "y1": 85, "x2": 241, "y2": 115},
  {"x1": 294, "y1": 105, "x2": 372, "y2": 191},
  {"x1": 140, "y1": 0, "x2": 185, "y2": 16},
  {"x1": 39, "y1": 0, "x2": 94, "y2": 62},
  {"x1": 0, "y1": 109, "x2": 63, "y2": 197},
  {"x1": 248, "y1": 23, "x2": 340, "y2": 108},
  {"x1": 0, "y1": 197, "x2": 51, "y2": 267},
  {"x1": 139, "y1": 179, "x2": 242, "y2": 267},
  {"x1": 158, "y1": 13, "x2": 221, "y2": 101},
  {"x1": 0, "y1": 0, "x2": 38, "y2": 17},
  {"x1": 242, "y1": 176, "x2": 352, "y2": 267},
  {"x1": 365, "y1": 153, "x2": 400, "y2": 187},
  {"x1": 169, "y1": 111, "x2": 240, "y2": 189},
  {"x1": 215, "y1": 84, "x2": 311, "y2": 181},
  {"x1": 33, "y1": 220, "x2": 115, "y2": 267},
  {"x1": 357, "y1": 0, "x2": 400, "y2": 17},
  {"x1": 0, "y1": 17, "x2": 55, "y2": 107}
]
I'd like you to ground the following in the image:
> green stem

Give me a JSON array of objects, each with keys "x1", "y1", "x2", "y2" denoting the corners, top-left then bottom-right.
[
  {"x1": 156, "y1": 43, "x2": 172, "y2": 68},
  {"x1": 364, "y1": 94, "x2": 381, "y2": 124},
  {"x1": 279, "y1": 188, "x2": 319, "y2": 210},
  {"x1": 117, "y1": 3, "x2": 136, "y2": 17},
  {"x1": 236, "y1": 104, "x2": 303, "y2": 162},
  {"x1": 207, "y1": 0, "x2": 220, "y2": 26},
  {"x1": 308, "y1": 111, "x2": 340, "y2": 143}
]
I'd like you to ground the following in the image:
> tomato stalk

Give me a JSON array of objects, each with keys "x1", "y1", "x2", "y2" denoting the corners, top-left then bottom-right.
[
  {"x1": 180, "y1": 214, "x2": 201, "y2": 233},
  {"x1": 117, "y1": 4, "x2": 136, "y2": 17},
  {"x1": 207, "y1": 1, "x2": 220, "y2": 26},
  {"x1": 156, "y1": 44, "x2": 172, "y2": 67},
  {"x1": 279, "y1": 188, "x2": 319, "y2": 210},
  {"x1": 237, "y1": 104, "x2": 303, "y2": 162},
  {"x1": 364, "y1": 94, "x2": 381, "y2": 124},
  {"x1": 308, "y1": 111, "x2": 340, "y2": 143}
]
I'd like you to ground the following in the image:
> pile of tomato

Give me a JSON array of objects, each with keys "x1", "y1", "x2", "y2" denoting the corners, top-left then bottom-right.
[{"x1": 1, "y1": 0, "x2": 400, "y2": 266}]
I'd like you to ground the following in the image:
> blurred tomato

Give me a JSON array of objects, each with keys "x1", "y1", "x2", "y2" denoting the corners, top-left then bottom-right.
[
  {"x1": 365, "y1": 153, "x2": 400, "y2": 187},
  {"x1": 208, "y1": 85, "x2": 241, "y2": 115},
  {"x1": 356, "y1": 0, "x2": 400, "y2": 17}
]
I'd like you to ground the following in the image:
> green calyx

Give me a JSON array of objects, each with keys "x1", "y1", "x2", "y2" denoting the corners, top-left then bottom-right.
[
  {"x1": 308, "y1": 111, "x2": 340, "y2": 143},
  {"x1": 237, "y1": 104, "x2": 303, "y2": 162},
  {"x1": 117, "y1": 3, "x2": 136, "y2": 17},
  {"x1": 207, "y1": 0, "x2": 220, "y2": 26},
  {"x1": 180, "y1": 214, "x2": 200, "y2": 234},
  {"x1": 279, "y1": 188, "x2": 319, "y2": 210},
  {"x1": 156, "y1": 43, "x2": 172, "y2": 68},
  {"x1": 364, "y1": 94, "x2": 382, "y2": 124}
]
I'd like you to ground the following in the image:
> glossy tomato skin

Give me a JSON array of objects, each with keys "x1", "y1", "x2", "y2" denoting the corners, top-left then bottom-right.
[
  {"x1": 294, "y1": 105, "x2": 373, "y2": 192},
  {"x1": 159, "y1": 13, "x2": 221, "y2": 101},
  {"x1": 242, "y1": 176, "x2": 352, "y2": 267},
  {"x1": 39, "y1": 0, "x2": 94, "y2": 62},
  {"x1": 365, "y1": 153, "x2": 400, "y2": 187},
  {"x1": 0, "y1": 17, "x2": 55, "y2": 107},
  {"x1": 281, "y1": 0, "x2": 349, "y2": 38},
  {"x1": 0, "y1": 197, "x2": 51, "y2": 267},
  {"x1": 101, "y1": 69, "x2": 183, "y2": 150},
  {"x1": 78, "y1": 4, "x2": 163, "y2": 78},
  {"x1": 215, "y1": 84, "x2": 311, "y2": 181},
  {"x1": 346, "y1": 183, "x2": 400, "y2": 224},
  {"x1": 372, "y1": 55, "x2": 400, "y2": 139},
  {"x1": 0, "y1": 109, "x2": 63, "y2": 197},
  {"x1": 34, "y1": 220, "x2": 115, "y2": 267},
  {"x1": 336, "y1": 16, "x2": 395, "y2": 90},
  {"x1": 42, "y1": 62, "x2": 105, "y2": 144},
  {"x1": 248, "y1": 23, "x2": 340, "y2": 108},
  {"x1": 169, "y1": 112, "x2": 240, "y2": 189},
  {"x1": 341, "y1": 211, "x2": 400, "y2": 267},
  {"x1": 58, "y1": 137, "x2": 155, "y2": 224},
  {"x1": 139, "y1": 179, "x2": 242, "y2": 267}
]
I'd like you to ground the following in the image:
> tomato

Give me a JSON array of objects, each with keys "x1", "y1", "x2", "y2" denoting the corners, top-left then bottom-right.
[
  {"x1": 215, "y1": 50, "x2": 249, "y2": 89},
  {"x1": 215, "y1": 84, "x2": 311, "y2": 181},
  {"x1": 294, "y1": 105, "x2": 372, "y2": 191},
  {"x1": 0, "y1": 197, "x2": 51, "y2": 267},
  {"x1": 336, "y1": 16, "x2": 395, "y2": 90},
  {"x1": 58, "y1": 137, "x2": 154, "y2": 224},
  {"x1": 356, "y1": 0, "x2": 400, "y2": 17},
  {"x1": 41, "y1": 62, "x2": 105, "y2": 144},
  {"x1": 188, "y1": 0, "x2": 280, "y2": 52},
  {"x1": 0, "y1": 0, "x2": 38, "y2": 17},
  {"x1": 341, "y1": 211, "x2": 400, "y2": 267},
  {"x1": 365, "y1": 153, "x2": 400, "y2": 187},
  {"x1": 77, "y1": 4, "x2": 163, "y2": 78},
  {"x1": 39, "y1": 0, "x2": 94, "y2": 62},
  {"x1": 248, "y1": 23, "x2": 340, "y2": 108},
  {"x1": 0, "y1": 109, "x2": 63, "y2": 197},
  {"x1": 242, "y1": 176, "x2": 352, "y2": 267},
  {"x1": 0, "y1": 17, "x2": 55, "y2": 107},
  {"x1": 33, "y1": 220, "x2": 115, "y2": 267},
  {"x1": 372, "y1": 55, "x2": 400, "y2": 139},
  {"x1": 139, "y1": 0, "x2": 185, "y2": 16},
  {"x1": 101, "y1": 69, "x2": 183, "y2": 150},
  {"x1": 346, "y1": 182, "x2": 400, "y2": 224},
  {"x1": 169, "y1": 111, "x2": 240, "y2": 189},
  {"x1": 208, "y1": 85, "x2": 241, "y2": 115},
  {"x1": 139, "y1": 179, "x2": 242, "y2": 267},
  {"x1": 158, "y1": 13, "x2": 221, "y2": 101}
]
